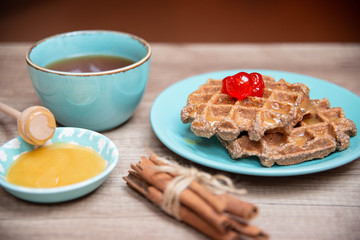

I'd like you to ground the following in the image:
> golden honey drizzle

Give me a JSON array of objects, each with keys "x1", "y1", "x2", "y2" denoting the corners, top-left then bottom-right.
[
  {"x1": 291, "y1": 132, "x2": 308, "y2": 147},
  {"x1": 183, "y1": 137, "x2": 202, "y2": 145},
  {"x1": 302, "y1": 117, "x2": 322, "y2": 125},
  {"x1": 326, "y1": 116, "x2": 342, "y2": 124},
  {"x1": 6, "y1": 143, "x2": 106, "y2": 188}
]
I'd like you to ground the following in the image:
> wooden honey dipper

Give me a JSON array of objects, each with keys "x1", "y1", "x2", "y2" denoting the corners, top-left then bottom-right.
[{"x1": 0, "y1": 102, "x2": 56, "y2": 145}]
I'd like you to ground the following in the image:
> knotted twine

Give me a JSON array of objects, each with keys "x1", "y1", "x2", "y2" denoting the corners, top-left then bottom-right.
[{"x1": 149, "y1": 151, "x2": 247, "y2": 220}]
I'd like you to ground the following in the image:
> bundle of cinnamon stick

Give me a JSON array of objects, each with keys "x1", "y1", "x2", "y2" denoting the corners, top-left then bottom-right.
[{"x1": 123, "y1": 152, "x2": 269, "y2": 240}]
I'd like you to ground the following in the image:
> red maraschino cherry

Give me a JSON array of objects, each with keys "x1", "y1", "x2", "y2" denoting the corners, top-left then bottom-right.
[
  {"x1": 249, "y1": 72, "x2": 264, "y2": 97},
  {"x1": 226, "y1": 72, "x2": 253, "y2": 100},
  {"x1": 221, "y1": 72, "x2": 264, "y2": 100},
  {"x1": 221, "y1": 76, "x2": 231, "y2": 94}
]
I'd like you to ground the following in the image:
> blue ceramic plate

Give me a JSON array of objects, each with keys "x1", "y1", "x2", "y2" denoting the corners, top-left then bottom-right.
[
  {"x1": 0, "y1": 127, "x2": 119, "y2": 203},
  {"x1": 150, "y1": 69, "x2": 360, "y2": 176}
]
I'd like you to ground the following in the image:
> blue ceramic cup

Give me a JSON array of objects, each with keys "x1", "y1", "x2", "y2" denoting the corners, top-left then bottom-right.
[{"x1": 26, "y1": 30, "x2": 151, "y2": 131}]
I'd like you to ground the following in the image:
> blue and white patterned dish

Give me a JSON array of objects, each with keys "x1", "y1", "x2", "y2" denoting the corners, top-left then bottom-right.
[{"x1": 0, "y1": 127, "x2": 119, "y2": 203}]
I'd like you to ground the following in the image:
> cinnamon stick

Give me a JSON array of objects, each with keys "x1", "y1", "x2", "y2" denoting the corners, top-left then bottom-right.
[
  {"x1": 149, "y1": 154, "x2": 258, "y2": 220},
  {"x1": 221, "y1": 194, "x2": 258, "y2": 220},
  {"x1": 124, "y1": 171, "x2": 264, "y2": 240},
  {"x1": 226, "y1": 217, "x2": 269, "y2": 240},
  {"x1": 149, "y1": 154, "x2": 227, "y2": 213},
  {"x1": 125, "y1": 155, "x2": 269, "y2": 240},
  {"x1": 132, "y1": 157, "x2": 229, "y2": 234}
]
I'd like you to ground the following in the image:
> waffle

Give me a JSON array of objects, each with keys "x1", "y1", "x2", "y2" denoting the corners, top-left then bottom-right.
[
  {"x1": 181, "y1": 76, "x2": 315, "y2": 141},
  {"x1": 219, "y1": 98, "x2": 357, "y2": 167}
]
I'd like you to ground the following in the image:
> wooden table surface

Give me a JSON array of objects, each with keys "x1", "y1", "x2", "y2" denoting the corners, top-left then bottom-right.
[{"x1": 0, "y1": 43, "x2": 359, "y2": 240}]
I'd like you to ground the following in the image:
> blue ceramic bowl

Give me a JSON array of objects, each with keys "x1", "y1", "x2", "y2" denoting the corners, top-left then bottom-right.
[
  {"x1": 26, "y1": 30, "x2": 151, "y2": 131},
  {"x1": 0, "y1": 127, "x2": 119, "y2": 203}
]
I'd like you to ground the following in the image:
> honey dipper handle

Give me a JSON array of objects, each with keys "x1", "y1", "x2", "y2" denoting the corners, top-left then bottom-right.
[{"x1": 0, "y1": 101, "x2": 21, "y2": 119}]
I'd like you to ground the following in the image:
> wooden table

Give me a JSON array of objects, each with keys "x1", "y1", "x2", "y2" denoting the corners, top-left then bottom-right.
[{"x1": 0, "y1": 43, "x2": 359, "y2": 240}]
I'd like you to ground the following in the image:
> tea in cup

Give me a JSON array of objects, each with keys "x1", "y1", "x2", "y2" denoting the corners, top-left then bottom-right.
[{"x1": 26, "y1": 30, "x2": 151, "y2": 131}]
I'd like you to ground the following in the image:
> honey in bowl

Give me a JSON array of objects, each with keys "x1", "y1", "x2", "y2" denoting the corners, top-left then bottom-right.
[
  {"x1": 45, "y1": 54, "x2": 135, "y2": 73},
  {"x1": 6, "y1": 142, "x2": 106, "y2": 188}
]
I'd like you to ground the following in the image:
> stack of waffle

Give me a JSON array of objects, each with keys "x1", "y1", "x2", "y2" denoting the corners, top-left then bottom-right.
[{"x1": 181, "y1": 76, "x2": 357, "y2": 167}]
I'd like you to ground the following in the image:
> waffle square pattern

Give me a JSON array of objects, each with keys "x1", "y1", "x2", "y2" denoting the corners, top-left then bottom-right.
[
  {"x1": 220, "y1": 98, "x2": 357, "y2": 167},
  {"x1": 181, "y1": 76, "x2": 314, "y2": 141}
]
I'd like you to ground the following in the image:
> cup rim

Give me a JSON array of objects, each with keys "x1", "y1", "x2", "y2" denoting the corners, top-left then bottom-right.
[{"x1": 25, "y1": 30, "x2": 152, "y2": 76}]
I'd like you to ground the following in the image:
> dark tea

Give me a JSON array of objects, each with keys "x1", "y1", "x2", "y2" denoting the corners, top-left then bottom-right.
[{"x1": 45, "y1": 55, "x2": 135, "y2": 73}]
